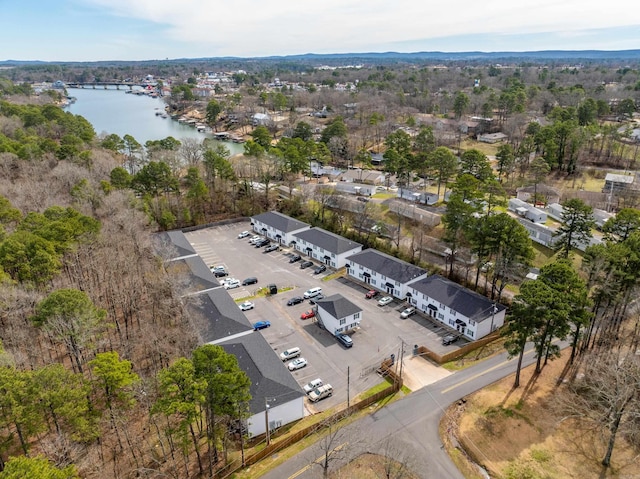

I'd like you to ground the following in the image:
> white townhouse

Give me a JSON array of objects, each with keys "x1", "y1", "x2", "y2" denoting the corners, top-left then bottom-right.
[
  {"x1": 251, "y1": 211, "x2": 310, "y2": 246},
  {"x1": 406, "y1": 275, "x2": 506, "y2": 340},
  {"x1": 315, "y1": 294, "x2": 362, "y2": 336},
  {"x1": 292, "y1": 227, "x2": 362, "y2": 269},
  {"x1": 345, "y1": 249, "x2": 428, "y2": 300}
]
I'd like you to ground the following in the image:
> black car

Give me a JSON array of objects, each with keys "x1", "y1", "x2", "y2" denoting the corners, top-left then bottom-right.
[
  {"x1": 287, "y1": 296, "x2": 304, "y2": 306},
  {"x1": 255, "y1": 239, "x2": 270, "y2": 248},
  {"x1": 313, "y1": 264, "x2": 327, "y2": 275},
  {"x1": 242, "y1": 277, "x2": 258, "y2": 286},
  {"x1": 213, "y1": 269, "x2": 228, "y2": 277},
  {"x1": 300, "y1": 260, "x2": 313, "y2": 269},
  {"x1": 289, "y1": 254, "x2": 302, "y2": 263},
  {"x1": 442, "y1": 334, "x2": 458, "y2": 346}
]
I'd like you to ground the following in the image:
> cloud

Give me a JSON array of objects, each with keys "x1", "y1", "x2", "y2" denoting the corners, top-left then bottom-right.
[{"x1": 80, "y1": 0, "x2": 640, "y2": 56}]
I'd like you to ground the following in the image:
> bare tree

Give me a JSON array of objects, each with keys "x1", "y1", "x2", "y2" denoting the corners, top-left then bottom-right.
[
  {"x1": 376, "y1": 438, "x2": 418, "y2": 479},
  {"x1": 313, "y1": 414, "x2": 356, "y2": 478}
]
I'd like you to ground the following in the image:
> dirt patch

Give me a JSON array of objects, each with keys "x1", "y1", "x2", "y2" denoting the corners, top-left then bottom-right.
[
  {"x1": 443, "y1": 351, "x2": 640, "y2": 479},
  {"x1": 331, "y1": 453, "x2": 419, "y2": 479}
]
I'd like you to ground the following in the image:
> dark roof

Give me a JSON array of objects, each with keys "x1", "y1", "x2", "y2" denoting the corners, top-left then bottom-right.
[
  {"x1": 219, "y1": 333, "x2": 304, "y2": 415},
  {"x1": 347, "y1": 249, "x2": 427, "y2": 284},
  {"x1": 251, "y1": 211, "x2": 309, "y2": 233},
  {"x1": 294, "y1": 228, "x2": 362, "y2": 255},
  {"x1": 153, "y1": 231, "x2": 197, "y2": 259},
  {"x1": 407, "y1": 275, "x2": 506, "y2": 321},
  {"x1": 185, "y1": 289, "x2": 253, "y2": 343},
  {"x1": 316, "y1": 294, "x2": 361, "y2": 319},
  {"x1": 165, "y1": 256, "x2": 220, "y2": 295}
]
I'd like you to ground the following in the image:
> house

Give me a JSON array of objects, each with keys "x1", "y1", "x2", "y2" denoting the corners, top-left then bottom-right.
[
  {"x1": 251, "y1": 211, "x2": 310, "y2": 246},
  {"x1": 219, "y1": 333, "x2": 305, "y2": 438},
  {"x1": 340, "y1": 169, "x2": 386, "y2": 185},
  {"x1": 508, "y1": 199, "x2": 547, "y2": 224},
  {"x1": 517, "y1": 219, "x2": 558, "y2": 248},
  {"x1": 369, "y1": 152, "x2": 385, "y2": 166},
  {"x1": 315, "y1": 294, "x2": 362, "y2": 336},
  {"x1": 310, "y1": 162, "x2": 343, "y2": 180},
  {"x1": 524, "y1": 207, "x2": 547, "y2": 224},
  {"x1": 334, "y1": 182, "x2": 375, "y2": 197},
  {"x1": 252, "y1": 113, "x2": 271, "y2": 126},
  {"x1": 477, "y1": 132, "x2": 508, "y2": 144},
  {"x1": 406, "y1": 275, "x2": 506, "y2": 340},
  {"x1": 293, "y1": 227, "x2": 362, "y2": 269},
  {"x1": 592, "y1": 208, "x2": 614, "y2": 230},
  {"x1": 397, "y1": 188, "x2": 439, "y2": 205},
  {"x1": 184, "y1": 288, "x2": 254, "y2": 345},
  {"x1": 546, "y1": 203, "x2": 564, "y2": 222},
  {"x1": 346, "y1": 249, "x2": 428, "y2": 299},
  {"x1": 603, "y1": 173, "x2": 634, "y2": 193}
]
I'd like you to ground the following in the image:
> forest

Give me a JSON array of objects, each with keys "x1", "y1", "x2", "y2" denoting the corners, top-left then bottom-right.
[{"x1": 0, "y1": 55, "x2": 639, "y2": 477}]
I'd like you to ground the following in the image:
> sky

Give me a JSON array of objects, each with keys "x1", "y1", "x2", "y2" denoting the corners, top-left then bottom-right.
[{"x1": 1, "y1": 0, "x2": 639, "y2": 62}]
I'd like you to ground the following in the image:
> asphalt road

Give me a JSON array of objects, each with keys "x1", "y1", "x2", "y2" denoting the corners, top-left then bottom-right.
[{"x1": 260, "y1": 343, "x2": 549, "y2": 479}]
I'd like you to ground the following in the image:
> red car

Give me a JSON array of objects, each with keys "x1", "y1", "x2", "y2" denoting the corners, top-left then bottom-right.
[
  {"x1": 300, "y1": 310, "x2": 316, "y2": 320},
  {"x1": 365, "y1": 290, "x2": 379, "y2": 299}
]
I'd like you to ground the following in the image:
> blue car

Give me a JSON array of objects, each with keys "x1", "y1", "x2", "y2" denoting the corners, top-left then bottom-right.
[{"x1": 253, "y1": 320, "x2": 271, "y2": 331}]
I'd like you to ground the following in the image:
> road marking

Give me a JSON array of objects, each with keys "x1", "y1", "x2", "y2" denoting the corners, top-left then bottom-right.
[
  {"x1": 440, "y1": 348, "x2": 536, "y2": 394},
  {"x1": 287, "y1": 442, "x2": 348, "y2": 479}
]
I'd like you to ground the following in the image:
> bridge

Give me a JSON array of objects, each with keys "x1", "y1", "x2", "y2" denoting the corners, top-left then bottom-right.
[{"x1": 66, "y1": 81, "x2": 158, "y2": 90}]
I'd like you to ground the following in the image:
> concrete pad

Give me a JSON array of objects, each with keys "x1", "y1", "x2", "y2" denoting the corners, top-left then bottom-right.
[{"x1": 400, "y1": 355, "x2": 452, "y2": 391}]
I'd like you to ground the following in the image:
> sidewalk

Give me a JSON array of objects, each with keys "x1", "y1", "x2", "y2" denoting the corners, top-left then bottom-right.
[{"x1": 400, "y1": 354, "x2": 452, "y2": 391}]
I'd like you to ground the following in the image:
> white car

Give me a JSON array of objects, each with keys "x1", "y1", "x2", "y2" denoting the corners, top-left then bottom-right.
[
  {"x1": 400, "y1": 307, "x2": 416, "y2": 319},
  {"x1": 303, "y1": 378, "x2": 323, "y2": 394},
  {"x1": 224, "y1": 279, "x2": 240, "y2": 289},
  {"x1": 238, "y1": 231, "x2": 250, "y2": 239},
  {"x1": 248, "y1": 236, "x2": 262, "y2": 244},
  {"x1": 239, "y1": 301, "x2": 254, "y2": 311},
  {"x1": 288, "y1": 358, "x2": 307, "y2": 371},
  {"x1": 378, "y1": 296, "x2": 393, "y2": 306}
]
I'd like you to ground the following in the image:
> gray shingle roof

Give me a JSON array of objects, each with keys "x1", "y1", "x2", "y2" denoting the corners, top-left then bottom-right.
[
  {"x1": 316, "y1": 294, "x2": 361, "y2": 319},
  {"x1": 153, "y1": 231, "x2": 197, "y2": 259},
  {"x1": 294, "y1": 228, "x2": 362, "y2": 255},
  {"x1": 251, "y1": 211, "x2": 309, "y2": 233},
  {"x1": 166, "y1": 256, "x2": 220, "y2": 295},
  {"x1": 407, "y1": 275, "x2": 505, "y2": 321},
  {"x1": 185, "y1": 289, "x2": 253, "y2": 343},
  {"x1": 219, "y1": 333, "x2": 304, "y2": 415},
  {"x1": 347, "y1": 249, "x2": 427, "y2": 284}
]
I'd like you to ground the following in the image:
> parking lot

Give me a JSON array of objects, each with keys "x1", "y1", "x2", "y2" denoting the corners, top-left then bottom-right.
[{"x1": 185, "y1": 221, "x2": 456, "y2": 412}]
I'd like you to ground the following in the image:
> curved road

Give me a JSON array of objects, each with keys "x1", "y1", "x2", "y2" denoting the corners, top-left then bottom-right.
[{"x1": 261, "y1": 344, "x2": 550, "y2": 479}]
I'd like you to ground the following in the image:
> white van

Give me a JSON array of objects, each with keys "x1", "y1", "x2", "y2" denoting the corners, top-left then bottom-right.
[
  {"x1": 308, "y1": 384, "x2": 333, "y2": 402},
  {"x1": 303, "y1": 287, "x2": 323, "y2": 299},
  {"x1": 279, "y1": 347, "x2": 301, "y2": 361}
]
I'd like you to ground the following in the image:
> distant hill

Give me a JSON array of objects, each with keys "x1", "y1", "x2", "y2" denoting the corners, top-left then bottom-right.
[{"x1": 2, "y1": 50, "x2": 640, "y2": 67}]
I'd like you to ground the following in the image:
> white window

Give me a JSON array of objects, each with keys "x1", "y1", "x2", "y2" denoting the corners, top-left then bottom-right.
[
  {"x1": 358, "y1": 274, "x2": 363, "y2": 279},
  {"x1": 395, "y1": 281, "x2": 400, "y2": 286},
  {"x1": 354, "y1": 312, "x2": 360, "y2": 319},
  {"x1": 359, "y1": 265, "x2": 363, "y2": 270},
  {"x1": 451, "y1": 310, "x2": 457, "y2": 317},
  {"x1": 449, "y1": 320, "x2": 455, "y2": 326},
  {"x1": 440, "y1": 302, "x2": 445, "y2": 309},
  {"x1": 469, "y1": 319, "x2": 475, "y2": 326},
  {"x1": 468, "y1": 330, "x2": 474, "y2": 338},
  {"x1": 438, "y1": 313, "x2": 444, "y2": 320},
  {"x1": 371, "y1": 280, "x2": 376, "y2": 285},
  {"x1": 332, "y1": 253, "x2": 336, "y2": 258},
  {"x1": 339, "y1": 318, "x2": 346, "y2": 325}
]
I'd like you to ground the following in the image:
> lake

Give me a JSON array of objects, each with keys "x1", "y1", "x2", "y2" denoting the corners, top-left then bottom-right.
[{"x1": 64, "y1": 87, "x2": 245, "y2": 156}]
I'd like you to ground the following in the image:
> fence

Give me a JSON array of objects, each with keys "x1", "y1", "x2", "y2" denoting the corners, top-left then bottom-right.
[{"x1": 415, "y1": 331, "x2": 501, "y2": 365}]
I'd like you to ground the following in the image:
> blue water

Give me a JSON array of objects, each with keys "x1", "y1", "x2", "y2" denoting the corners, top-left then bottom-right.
[{"x1": 65, "y1": 87, "x2": 244, "y2": 155}]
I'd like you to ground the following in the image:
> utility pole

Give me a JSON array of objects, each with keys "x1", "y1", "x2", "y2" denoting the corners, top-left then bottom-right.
[
  {"x1": 347, "y1": 366, "x2": 350, "y2": 410},
  {"x1": 265, "y1": 398, "x2": 271, "y2": 445},
  {"x1": 398, "y1": 339, "x2": 406, "y2": 386},
  {"x1": 489, "y1": 302, "x2": 498, "y2": 333}
]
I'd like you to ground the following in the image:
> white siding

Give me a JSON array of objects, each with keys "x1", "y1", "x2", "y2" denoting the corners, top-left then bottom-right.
[{"x1": 247, "y1": 397, "x2": 305, "y2": 437}]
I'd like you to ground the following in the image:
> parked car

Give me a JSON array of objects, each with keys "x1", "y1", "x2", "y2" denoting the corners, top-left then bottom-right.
[
  {"x1": 300, "y1": 310, "x2": 316, "y2": 320},
  {"x1": 336, "y1": 334, "x2": 353, "y2": 348},
  {"x1": 289, "y1": 254, "x2": 302, "y2": 263},
  {"x1": 242, "y1": 277, "x2": 258, "y2": 286},
  {"x1": 237, "y1": 231, "x2": 250, "y2": 239},
  {"x1": 300, "y1": 260, "x2": 313, "y2": 269},
  {"x1": 287, "y1": 296, "x2": 304, "y2": 306},
  {"x1": 220, "y1": 277, "x2": 237, "y2": 286},
  {"x1": 279, "y1": 347, "x2": 301, "y2": 361},
  {"x1": 308, "y1": 384, "x2": 333, "y2": 402},
  {"x1": 224, "y1": 279, "x2": 240, "y2": 289},
  {"x1": 303, "y1": 287, "x2": 323, "y2": 299},
  {"x1": 313, "y1": 264, "x2": 327, "y2": 275},
  {"x1": 308, "y1": 294, "x2": 325, "y2": 305},
  {"x1": 248, "y1": 236, "x2": 262, "y2": 244},
  {"x1": 239, "y1": 301, "x2": 254, "y2": 311},
  {"x1": 263, "y1": 244, "x2": 279, "y2": 253},
  {"x1": 287, "y1": 358, "x2": 307, "y2": 371},
  {"x1": 253, "y1": 320, "x2": 271, "y2": 331},
  {"x1": 442, "y1": 334, "x2": 458, "y2": 346},
  {"x1": 365, "y1": 290, "x2": 379, "y2": 299},
  {"x1": 400, "y1": 307, "x2": 416, "y2": 319},
  {"x1": 303, "y1": 378, "x2": 323, "y2": 394},
  {"x1": 210, "y1": 266, "x2": 228, "y2": 277},
  {"x1": 255, "y1": 239, "x2": 270, "y2": 248},
  {"x1": 356, "y1": 196, "x2": 370, "y2": 202},
  {"x1": 377, "y1": 296, "x2": 393, "y2": 306}
]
